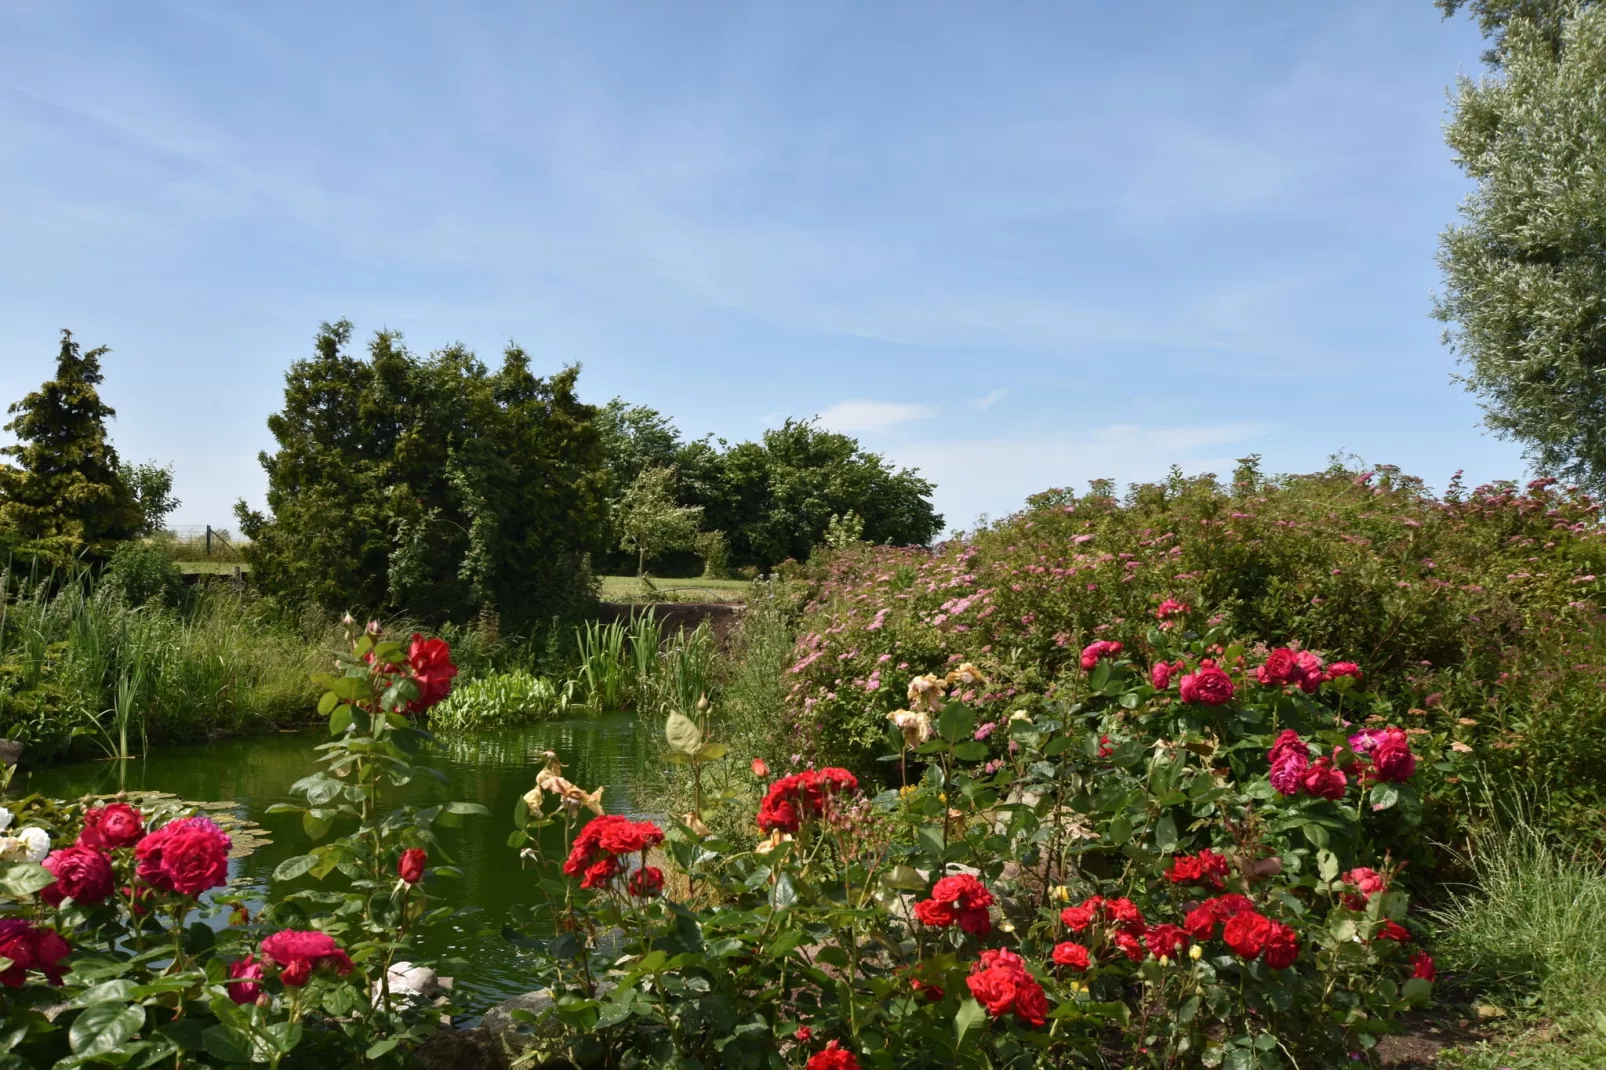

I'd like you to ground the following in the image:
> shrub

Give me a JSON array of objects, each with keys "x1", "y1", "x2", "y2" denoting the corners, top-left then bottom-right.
[
  {"x1": 505, "y1": 628, "x2": 1438, "y2": 1068},
  {"x1": 778, "y1": 462, "x2": 1606, "y2": 841},
  {"x1": 101, "y1": 539, "x2": 186, "y2": 607}
]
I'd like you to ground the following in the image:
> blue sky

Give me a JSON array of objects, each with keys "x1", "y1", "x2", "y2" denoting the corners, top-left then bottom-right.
[{"x1": 0, "y1": 1, "x2": 1521, "y2": 532}]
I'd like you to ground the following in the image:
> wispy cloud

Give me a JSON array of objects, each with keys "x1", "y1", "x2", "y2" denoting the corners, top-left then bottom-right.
[
  {"x1": 972, "y1": 387, "x2": 1009, "y2": 410},
  {"x1": 817, "y1": 400, "x2": 937, "y2": 433}
]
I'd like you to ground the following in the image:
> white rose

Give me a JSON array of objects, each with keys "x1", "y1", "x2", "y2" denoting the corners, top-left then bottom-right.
[
  {"x1": 16, "y1": 826, "x2": 50, "y2": 864},
  {"x1": 0, "y1": 836, "x2": 21, "y2": 862},
  {"x1": 0, "y1": 806, "x2": 12, "y2": 832}
]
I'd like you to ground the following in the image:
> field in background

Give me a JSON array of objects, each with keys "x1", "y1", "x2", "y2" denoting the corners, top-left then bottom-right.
[{"x1": 599, "y1": 575, "x2": 749, "y2": 604}]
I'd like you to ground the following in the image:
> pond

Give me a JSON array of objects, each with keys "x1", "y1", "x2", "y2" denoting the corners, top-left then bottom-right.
[{"x1": 20, "y1": 713, "x2": 656, "y2": 1013}]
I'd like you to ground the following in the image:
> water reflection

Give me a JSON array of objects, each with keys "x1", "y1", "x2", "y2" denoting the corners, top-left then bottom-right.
[{"x1": 22, "y1": 713, "x2": 652, "y2": 1010}]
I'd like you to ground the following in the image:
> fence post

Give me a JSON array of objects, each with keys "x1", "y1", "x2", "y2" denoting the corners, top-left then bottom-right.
[{"x1": 206, "y1": 525, "x2": 212, "y2": 556}]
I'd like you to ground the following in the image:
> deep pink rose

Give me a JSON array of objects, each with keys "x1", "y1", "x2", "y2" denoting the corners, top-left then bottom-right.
[
  {"x1": 0, "y1": 920, "x2": 70, "y2": 987},
  {"x1": 1371, "y1": 728, "x2": 1416, "y2": 782},
  {"x1": 1270, "y1": 752, "x2": 1309, "y2": 796},
  {"x1": 1301, "y1": 758, "x2": 1348, "y2": 800},
  {"x1": 41, "y1": 846, "x2": 115, "y2": 906},
  {"x1": 1079, "y1": 640, "x2": 1123, "y2": 671},
  {"x1": 1150, "y1": 661, "x2": 1173, "y2": 690},
  {"x1": 228, "y1": 954, "x2": 266, "y2": 1004},
  {"x1": 1268, "y1": 729, "x2": 1308, "y2": 767},
  {"x1": 1256, "y1": 648, "x2": 1298, "y2": 686},
  {"x1": 398, "y1": 848, "x2": 427, "y2": 885},
  {"x1": 1264, "y1": 922, "x2": 1299, "y2": 968},
  {"x1": 260, "y1": 929, "x2": 353, "y2": 985},
  {"x1": 135, "y1": 816, "x2": 232, "y2": 896},
  {"x1": 1327, "y1": 661, "x2": 1363, "y2": 682},
  {"x1": 78, "y1": 803, "x2": 145, "y2": 850},
  {"x1": 1179, "y1": 663, "x2": 1234, "y2": 706}
]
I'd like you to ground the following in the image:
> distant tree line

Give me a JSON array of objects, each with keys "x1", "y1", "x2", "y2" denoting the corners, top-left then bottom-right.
[{"x1": 231, "y1": 321, "x2": 942, "y2": 629}]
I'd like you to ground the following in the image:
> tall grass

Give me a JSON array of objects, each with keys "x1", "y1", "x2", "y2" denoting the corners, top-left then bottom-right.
[
  {"x1": 1430, "y1": 817, "x2": 1606, "y2": 1069},
  {"x1": 0, "y1": 576, "x2": 324, "y2": 760},
  {"x1": 574, "y1": 618, "x2": 631, "y2": 711}
]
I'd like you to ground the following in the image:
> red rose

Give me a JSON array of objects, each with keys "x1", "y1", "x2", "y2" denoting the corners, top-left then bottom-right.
[
  {"x1": 1060, "y1": 902, "x2": 1098, "y2": 932},
  {"x1": 1376, "y1": 921, "x2": 1412, "y2": 943},
  {"x1": 1263, "y1": 922, "x2": 1299, "y2": 968},
  {"x1": 1179, "y1": 664, "x2": 1235, "y2": 706},
  {"x1": 41, "y1": 845, "x2": 115, "y2": 906},
  {"x1": 1256, "y1": 648, "x2": 1298, "y2": 686},
  {"x1": 1222, "y1": 911, "x2": 1275, "y2": 959},
  {"x1": 913, "y1": 898, "x2": 957, "y2": 927},
  {"x1": 405, "y1": 634, "x2": 458, "y2": 713},
  {"x1": 1165, "y1": 855, "x2": 1203, "y2": 885},
  {"x1": 1371, "y1": 729, "x2": 1417, "y2": 782},
  {"x1": 628, "y1": 866, "x2": 664, "y2": 898},
  {"x1": 1145, "y1": 924, "x2": 1190, "y2": 960},
  {"x1": 757, "y1": 769, "x2": 858, "y2": 833},
  {"x1": 1411, "y1": 951, "x2": 1436, "y2": 981},
  {"x1": 795, "y1": 1026, "x2": 812, "y2": 1043},
  {"x1": 598, "y1": 819, "x2": 664, "y2": 856},
  {"x1": 751, "y1": 758, "x2": 770, "y2": 778},
  {"x1": 806, "y1": 1039, "x2": 860, "y2": 1070},
  {"x1": 135, "y1": 816, "x2": 232, "y2": 896},
  {"x1": 956, "y1": 906, "x2": 992, "y2": 936},
  {"x1": 1052, "y1": 941, "x2": 1090, "y2": 970},
  {"x1": 1114, "y1": 931, "x2": 1146, "y2": 961},
  {"x1": 1341, "y1": 867, "x2": 1387, "y2": 904},
  {"x1": 965, "y1": 966, "x2": 1018, "y2": 1016},
  {"x1": 910, "y1": 977, "x2": 944, "y2": 1001},
  {"x1": 931, "y1": 874, "x2": 994, "y2": 911},
  {"x1": 1165, "y1": 849, "x2": 1229, "y2": 889},
  {"x1": 1012, "y1": 978, "x2": 1048, "y2": 1026},
  {"x1": 1184, "y1": 904, "x2": 1219, "y2": 941},
  {"x1": 227, "y1": 954, "x2": 265, "y2": 1004},
  {"x1": 581, "y1": 857, "x2": 621, "y2": 889},
  {"x1": 78, "y1": 803, "x2": 145, "y2": 850},
  {"x1": 1301, "y1": 758, "x2": 1348, "y2": 800},
  {"x1": 261, "y1": 929, "x2": 353, "y2": 985},
  {"x1": 398, "y1": 848, "x2": 427, "y2": 885},
  {"x1": 1103, "y1": 897, "x2": 1145, "y2": 934}
]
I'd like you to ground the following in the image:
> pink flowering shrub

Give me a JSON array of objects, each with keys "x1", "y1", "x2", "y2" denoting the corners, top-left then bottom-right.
[{"x1": 775, "y1": 462, "x2": 1606, "y2": 844}]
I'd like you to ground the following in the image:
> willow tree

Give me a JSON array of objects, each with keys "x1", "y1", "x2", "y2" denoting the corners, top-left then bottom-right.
[{"x1": 1435, "y1": 3, "x2": 1606, "y2": 489}]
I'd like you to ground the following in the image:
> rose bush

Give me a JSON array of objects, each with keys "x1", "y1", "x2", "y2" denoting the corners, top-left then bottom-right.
[
  {"x1": 0, "y1": 623, "x2": 484, "y2": 1068},
  {"x1": 501, "y1": 622, "x2": 1438, "y2": 1068}
]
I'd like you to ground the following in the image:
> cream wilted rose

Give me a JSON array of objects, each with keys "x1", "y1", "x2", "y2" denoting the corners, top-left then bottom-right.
[
  {"x1": 754, "y1": 829, "x2": 793, "y2": 854},
  {"x1": 1008, "y1": 710, "x2": 1033, "y2": 725},
  {"x1": 888, "y1": 709, "x2": 934, "y2": 748},
  {"x1": 946, "y1": 662, "x2": 986, "y2": 687},
  {"x1": 907, "y1": 674, "x2": 947, "y2": 713}
]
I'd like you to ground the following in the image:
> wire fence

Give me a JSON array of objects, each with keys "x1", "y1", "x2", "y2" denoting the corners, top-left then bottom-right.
[{"x1": 161, "y1": 525, "x2": 248, "y2": 561}]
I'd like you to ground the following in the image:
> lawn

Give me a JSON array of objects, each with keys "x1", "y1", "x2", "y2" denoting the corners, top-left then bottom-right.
[{"x1": 598, "y1": 575, "x2": 749, "y2": 603}]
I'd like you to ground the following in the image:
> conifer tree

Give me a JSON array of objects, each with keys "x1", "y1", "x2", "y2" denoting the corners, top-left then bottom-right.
[{"x1": 0, "y1": 330, "x2": 141, "y2": 564}]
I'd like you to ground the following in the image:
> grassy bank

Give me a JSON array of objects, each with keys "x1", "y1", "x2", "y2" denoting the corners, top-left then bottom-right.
[{"x1": 598, "y1": 574, "x2": 749, "y2": 603}]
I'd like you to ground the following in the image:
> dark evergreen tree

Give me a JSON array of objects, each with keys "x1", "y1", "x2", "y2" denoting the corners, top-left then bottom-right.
[
  {"x1": 0, "y1": 330, "x2": 142, "y2": 564},
  {"x1": 239, "y1": 322, "x2": 607, "y2": 630}
]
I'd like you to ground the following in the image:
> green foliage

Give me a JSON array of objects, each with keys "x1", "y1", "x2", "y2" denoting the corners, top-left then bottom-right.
[
  {"x1": 426, "y1": 670, "x2": 576, "y2": 730},
  {"x1": 783, "y1": 462, "x2": 1606, "y2": 842},
  {"x1": 117, "y1": 461, "x2": 180, "y2": 537},
  {"x1": 1437, "y1": 0, "x2": 1597, "y2": 66},
  {"x1": 1436, "y1": 5, "x2": 1606, "y2": 490},
  {"x1": 617, "y1": 467, "x2": 703, "y2": 578},
  {"x1": 102, "y1": 540, "x2": 186, "y2": 607},
  {"x1": 692, "y1": 529, "x2": 729, "y2": 579},
  {"x1": 0, "y1": 330, "x2": 142, "y2": 565},
  {"x1": 237, "y1": 321, "x2": 608, "y2": 631},
  {"x1": 0, "y1": 580, "x2": 321, "y2": 760},
  {"x1": 684, "y1": 418, "x2": 944, "y2": 569},
  {"x1": 1429, "y1": 816, "x2": 1606, "y2": 1068}
]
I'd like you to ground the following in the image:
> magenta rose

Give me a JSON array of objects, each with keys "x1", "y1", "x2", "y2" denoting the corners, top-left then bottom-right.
[
  {"x1": 41, "y1": 845, "x2": 115, "y2": 906},
  {"x1": 78, "y1": 803, "x2": 145, "y2": 850},
  {"x1": 227, "y1": 954, "x2": 266, "y2": 1004},
  {"x1": 135, "y1": 816, "x2": 232, "y2": 896}
]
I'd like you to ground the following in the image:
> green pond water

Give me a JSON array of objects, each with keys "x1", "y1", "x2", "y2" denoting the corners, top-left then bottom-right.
[{"x1": 20, "y1": 714, "x2": 655, "y2": 1013}]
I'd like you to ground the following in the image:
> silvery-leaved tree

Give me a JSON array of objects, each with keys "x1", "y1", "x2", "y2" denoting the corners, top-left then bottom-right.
[{"x1": 1435, "y1": 3, "x2": 1606, "y2": 490}]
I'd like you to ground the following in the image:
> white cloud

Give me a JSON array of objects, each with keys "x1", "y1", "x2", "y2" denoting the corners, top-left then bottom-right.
[
  {"x1": 817, "y1": 399, "x2": 936, "y2": 434},
  {"x1": 971, "y1": 387, "x2": 1009, "y2": 409},
  {"x1": 890, "y1": 422, "x2": 1273, "y2": 533}
]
